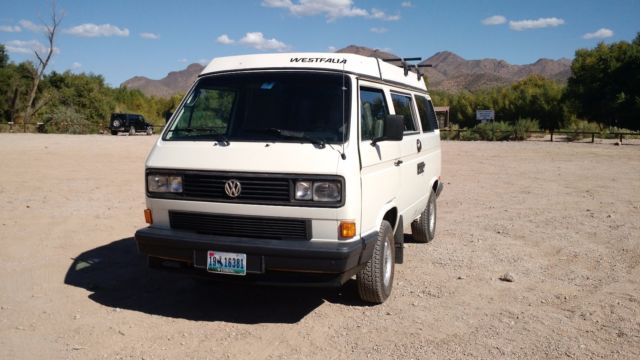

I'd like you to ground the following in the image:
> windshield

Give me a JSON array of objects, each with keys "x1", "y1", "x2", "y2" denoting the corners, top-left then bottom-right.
[{"x1": 164, "y1": 72, "x2": 351, "y2": 143}]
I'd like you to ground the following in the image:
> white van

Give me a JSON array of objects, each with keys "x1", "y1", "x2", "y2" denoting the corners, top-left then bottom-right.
[{"x1": 135, "y1": 52, "x2": 443, "y2": 303}]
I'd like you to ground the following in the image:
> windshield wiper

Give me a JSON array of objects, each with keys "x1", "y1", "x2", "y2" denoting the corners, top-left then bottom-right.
[
  {"x1": 264, "y1": 128, "x2": 326, "y2": 148},
  {"x1": 168, "y1": 127, "x2": 230, "y2": 144},
  {"x1": 167, "y1": 127, "x2": 224, "y2": 134}
]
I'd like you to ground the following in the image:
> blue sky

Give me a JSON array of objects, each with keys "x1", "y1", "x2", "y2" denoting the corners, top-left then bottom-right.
[{"x1": 1, "y1": 0, "x2": 638, "y2": 86}]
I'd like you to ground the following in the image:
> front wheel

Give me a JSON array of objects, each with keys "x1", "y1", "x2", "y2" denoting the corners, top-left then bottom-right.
[
  {"x1": 129, "y1": 126, "x2": 135, "y2": 135},
  {"x1": 356, "y1": 220, "x2": 395, "y2": 304},
  {"x1": 411, "y1": 189, "x2": 437, "y2": 243}
]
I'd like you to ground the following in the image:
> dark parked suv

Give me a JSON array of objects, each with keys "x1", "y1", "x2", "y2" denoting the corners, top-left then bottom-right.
[{"x1": 109, "y1": 113, "x2": 153, "y2": 135}]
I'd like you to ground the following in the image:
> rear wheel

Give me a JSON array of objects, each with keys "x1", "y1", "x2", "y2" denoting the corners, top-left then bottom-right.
[
  {"x1": 356, "y1": 220, "x2": 395, "y2": 304},
  {"x1": 411, "y1": 189, "x2": 437, "y2": 243}
]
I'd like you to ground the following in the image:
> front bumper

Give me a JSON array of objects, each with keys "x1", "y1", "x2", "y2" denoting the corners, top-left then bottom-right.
[{"x1": 134, "y1": 227, "x2": 377, "y2": 285}]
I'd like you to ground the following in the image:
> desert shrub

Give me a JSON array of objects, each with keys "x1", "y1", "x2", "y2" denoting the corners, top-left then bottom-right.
[
  {"x1": 564, "y1": 119, "x2": 601, "y2": 141},
  {"x1": 41, "y1": 106, "x2": 98, "y2": 134},
  {"x1": 459, "y1": 129, "x2": 481, "y2": 141},
  {"x1": 440, "y1": 123, "x2": 459, "y2": 140},
  {"x1": 475, "y1": 121, "x2": 513, "y2": 141},
  {"x1": 513, "y1": 118, "x2": 540, "y2": 140},
  {"x1": 601, "y1": 126, "x2": 640, "y2": 139}
]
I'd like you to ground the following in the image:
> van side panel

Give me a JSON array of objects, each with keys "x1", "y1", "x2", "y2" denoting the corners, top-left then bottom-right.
[{"x1": 357, "y1": 80, "x2": 401, "y2": 236}]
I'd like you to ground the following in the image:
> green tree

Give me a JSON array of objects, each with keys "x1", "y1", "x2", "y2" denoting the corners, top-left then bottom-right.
[
  {"x1": 43, "y1": 71, "x2": 114, "y2": 132},
  {"x1": 0, "y1": 49, "x2": 37, "y2": 123},
  {"x1": 509, "y1": 75, "x2": 568, "y2": 129},
  {"x1": 565, "y1": 33, "x2": 640, "y2": 130},
  {"x1": 0, "y1": 44, "x2": 8, "y2": 68}
]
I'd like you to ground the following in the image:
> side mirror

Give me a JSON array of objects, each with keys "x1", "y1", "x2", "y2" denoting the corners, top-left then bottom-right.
[
  {"x1": 164, "y1": 111, "x2": 173, "y2": 123},
  {"x1": 371, "y1": 114, "x2": 404, "y2": 146}
]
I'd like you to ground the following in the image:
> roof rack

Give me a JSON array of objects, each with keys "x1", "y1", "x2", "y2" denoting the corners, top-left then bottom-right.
[{"x1": 382, "y1": 57, "x2": 432, "y2": 81}]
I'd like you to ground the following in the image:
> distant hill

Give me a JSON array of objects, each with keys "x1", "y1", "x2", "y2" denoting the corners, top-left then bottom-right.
[
  {"x1": 420, "y1": 51, "x2": 572, "y2": 92},
  {"x1": 336, "y1": 45, "x2": 404, "y2": 66},
  {"x1": 121, "y1": 63, "x2": 204, "y2": 98},
  {"x1": 336, "y1": 45, "x2": 572, "y2": 92},
  {"x1": 121, "y1": 46, "x2": 572, "y2": 97}
]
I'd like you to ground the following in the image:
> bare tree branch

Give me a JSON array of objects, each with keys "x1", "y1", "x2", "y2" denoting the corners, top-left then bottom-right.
[
  {"x1": 34, "y1": 51, "x2": 45, "y2": 67},
  {"x1": 22, "y1": 1, "x2": 63, "y2": 131}
]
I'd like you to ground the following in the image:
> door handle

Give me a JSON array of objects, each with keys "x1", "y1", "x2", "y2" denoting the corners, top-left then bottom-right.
[{"x1": 394, "y1": 160, "x2": 403, "y2": 166}]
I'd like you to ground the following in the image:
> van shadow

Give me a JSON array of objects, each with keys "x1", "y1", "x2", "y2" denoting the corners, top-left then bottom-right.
[{"x1": 64, "y1": 238, "x2": 364, "y2": 324}]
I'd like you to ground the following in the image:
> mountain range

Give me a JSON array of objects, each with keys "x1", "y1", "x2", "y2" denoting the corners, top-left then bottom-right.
[{"x1": 121, "y1": 45, "x2": 572, "y2": 97}]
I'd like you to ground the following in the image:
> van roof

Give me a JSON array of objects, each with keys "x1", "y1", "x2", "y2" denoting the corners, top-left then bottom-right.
[{"x1": 201, "y1": 52, "x2": 427, "y2": 92}]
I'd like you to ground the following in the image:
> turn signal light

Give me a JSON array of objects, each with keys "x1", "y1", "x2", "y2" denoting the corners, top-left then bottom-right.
[
  {"x1": 340, "y1": 220, "x2": 356, "y2": 239},
  {"x1": 144, "y1": 209, "x2": 153, "y2": 224}
]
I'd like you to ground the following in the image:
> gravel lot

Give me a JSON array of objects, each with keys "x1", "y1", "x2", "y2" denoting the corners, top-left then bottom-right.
[{"x1": 1, "y1": 134, "x2": 638, "y2": 359}]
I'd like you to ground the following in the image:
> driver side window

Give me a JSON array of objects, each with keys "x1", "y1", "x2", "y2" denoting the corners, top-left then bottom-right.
[
  {"x1": 173, "y1": 88, "x2": 235, "y2": 132},
  {"x1": 360, "y1": 87, "x2": 389, "y2": 141}
]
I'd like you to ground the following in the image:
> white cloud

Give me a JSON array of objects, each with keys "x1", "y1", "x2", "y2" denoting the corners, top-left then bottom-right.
[
  {"x1": 482, "y1": 15, "x2": 506, "y2": 26},
  {"x1": 401, "y1": 1, "x2": 413, "y2": 8},
  {"x1": 370, "y1": 27, "x2": 388, "y2": 34},
  {"x1": 328, "y1": 46, "x2": 337, "y2": 52},
  {"x1": 370, "y1": 8, "x2": 400, "y2": 21},
  {"x1": 71, "y1": 62, "x2": 82, "y2": 69},
  {"x1": 239, "y1": 32, "x2": 289, "y2": 51},
  {"x1": 140, "y1": 32, "x2": 159, "y2": 40},
  {"x1": 583, "y1": 28, "x2": 614, "y2": 40},
  {"x1": 5, "y1": 39, "x2": 60, "y2": 55},
  {"x1": 216, "y1": 34, "x2": 235, "y2": 45},
  {"x1": 509, "y1": 17, "x2": 565, "y2": 31},
  {"x1": 0, "y1": 25, "x2": 21, "y2": 33},
  {"x1": 64, "y1": 23, "x2": 129, "y2": 37},
  {"x1": 262, "y1": 0, "x2": 398, "y2": 21},
  {"x1": 19, "y1": 20, "x2": 46, "y2": 33},
  {"x1": 178, "y1": 58, "x2": 188, "y2": 63}
]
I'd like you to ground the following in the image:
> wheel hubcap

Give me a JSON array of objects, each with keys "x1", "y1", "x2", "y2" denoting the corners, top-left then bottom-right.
[{"x1": 383, "y1": 236, "x2": 392, "y2": 288}]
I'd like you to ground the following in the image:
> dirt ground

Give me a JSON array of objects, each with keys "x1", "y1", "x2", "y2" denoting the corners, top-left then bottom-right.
[{"x1": 0, "y1": 134, "x2": 638, "y2": 359}]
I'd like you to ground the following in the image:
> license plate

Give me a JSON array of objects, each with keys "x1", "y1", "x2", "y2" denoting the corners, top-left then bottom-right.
[{"x1": 206, "y1": 251, "x2": 246, "y2": 276}]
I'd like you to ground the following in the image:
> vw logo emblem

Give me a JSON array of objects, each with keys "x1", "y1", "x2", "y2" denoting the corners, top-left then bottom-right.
[{"x1": 224, "y1": 179, "x2": 242, "y2": 198}]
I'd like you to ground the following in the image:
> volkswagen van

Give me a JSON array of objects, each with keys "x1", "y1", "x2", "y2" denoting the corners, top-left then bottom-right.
[{"x1": 135, "y1": 53, "x2": 443, "y2": 303}]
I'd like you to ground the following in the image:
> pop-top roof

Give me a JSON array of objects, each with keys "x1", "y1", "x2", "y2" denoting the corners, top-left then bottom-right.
[{"x1": 201, "y1": 52, "x2": 427, "y2": 92}]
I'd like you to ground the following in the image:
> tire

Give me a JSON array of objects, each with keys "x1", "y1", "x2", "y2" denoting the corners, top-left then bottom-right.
[
  {"x1": 129, "y1": 126, "x2": 136, "y2": 136},
  {"x1": 146, "y1": 127, "x2": 153, "y2": 135},
  {"x1": 411, "y1": 189, "x2": 437, "y2": 243},
  {"x1": 110, "y1": 130, "x2": 118, "y2": 135},
  {"x1": 356, "y1": 220, "x2": 395, "y2": 304}
]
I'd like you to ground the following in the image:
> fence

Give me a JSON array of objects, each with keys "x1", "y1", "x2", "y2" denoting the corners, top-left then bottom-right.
[
  {"x1": 441, "y1": 129, "x2": 640, "y2": 143},
  {"x1": 0, "y1": 122, "x2": 166, "y2": 135}
]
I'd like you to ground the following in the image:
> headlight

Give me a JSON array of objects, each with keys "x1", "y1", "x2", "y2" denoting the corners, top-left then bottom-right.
[
  {"x1": 295, "y1": 180, "x2": 342, "y2": 202},
  {"x1": 147, "y1": 174, "x2": 182, "y2": 193},
  {"x1": 313, "y1": 181, "x2": 341, "y2": 202},
  {"x1": 295, "y1": 181, "x2": 313, "y2": 200}
]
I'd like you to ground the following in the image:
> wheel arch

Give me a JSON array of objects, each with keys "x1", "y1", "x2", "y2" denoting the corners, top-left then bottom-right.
[
  {"x1": 430, "y1": 176, "x2": 439, "y2": 194},
  {"x1": 374, "y1": 203, "x2": 399, "y2": 234}
]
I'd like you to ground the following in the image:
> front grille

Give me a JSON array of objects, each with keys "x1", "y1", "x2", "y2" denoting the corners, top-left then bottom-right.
[
  {"x1": 147, "y1": 170, "x2": 345, "y2": 208},
  {"x1": 182, "y1": 173, "x2": 291, "y2": 202},
  {"x1": 169, "y1": 211, "x2": 310, "y2": 240}
]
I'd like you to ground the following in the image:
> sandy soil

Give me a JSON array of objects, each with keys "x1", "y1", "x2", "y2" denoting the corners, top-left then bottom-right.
[{"x1": 0, "y1": 134, "x2": 638, "y2": 359}]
